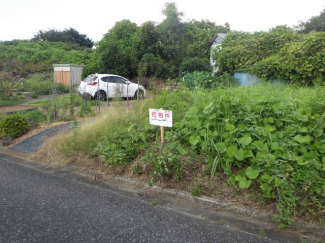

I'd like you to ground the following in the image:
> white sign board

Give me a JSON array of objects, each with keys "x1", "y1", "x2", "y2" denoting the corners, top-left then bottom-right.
[{"x1": 149, "y1": 109, "x2": 173, "y2": 127}]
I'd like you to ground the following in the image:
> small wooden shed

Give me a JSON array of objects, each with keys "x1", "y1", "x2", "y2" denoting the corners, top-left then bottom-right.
[{"x1": 53, "y1": 64, "x2": 84, "y2": 86}]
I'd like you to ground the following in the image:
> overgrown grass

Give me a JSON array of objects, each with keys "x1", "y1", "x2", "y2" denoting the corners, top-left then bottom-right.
[
  {"x1": 0, "y1": 97, "x2": 26, "y2": 106},
  {"x1": 29, "y1": 94, "x2": 95, "y2": 121},
  {"x1": 44, "y1": 83, "x2": 325, "y2": 226}
]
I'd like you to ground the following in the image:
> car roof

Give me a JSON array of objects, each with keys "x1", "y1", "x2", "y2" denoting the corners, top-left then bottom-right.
[{"x1": 93, "y1": 74, "x2": 123, "y2": 77}]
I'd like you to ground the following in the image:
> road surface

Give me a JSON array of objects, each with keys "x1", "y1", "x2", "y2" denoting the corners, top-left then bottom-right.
[{"x1": 0, "y1": 151, "x2": 290, "y2": 243}]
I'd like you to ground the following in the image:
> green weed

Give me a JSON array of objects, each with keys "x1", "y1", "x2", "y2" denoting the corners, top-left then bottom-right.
[{"x1": 192, "y1": 184, "x2": 203, "y2": 197}]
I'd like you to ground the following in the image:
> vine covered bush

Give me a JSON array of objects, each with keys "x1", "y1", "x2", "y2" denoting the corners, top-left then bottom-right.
[
  {"x1": 251, "y1": 32, "x2": 325, "y2": 85},
  {"x1": 214, "y1": 26, "x2": 299, "y2": 74},
  {"x1": 214, "y1": 27, "x2": 325, "y2": 85}
]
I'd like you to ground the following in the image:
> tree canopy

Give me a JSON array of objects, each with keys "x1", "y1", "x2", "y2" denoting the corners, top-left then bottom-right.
[
  {"x1": 88, "y1": 3, "x2": 229, "y2": 78},
  {"x1": 298, "y1": 8, "x2": 325, "y2": 33},
  {"x1": 32, "y1": 28, "x2": 94, "y2": 48}
]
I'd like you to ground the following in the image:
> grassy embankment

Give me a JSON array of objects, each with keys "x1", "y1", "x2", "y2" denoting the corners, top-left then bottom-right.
[{"x1": 36, "y1": 83, "x2": 325, "y2": 227}]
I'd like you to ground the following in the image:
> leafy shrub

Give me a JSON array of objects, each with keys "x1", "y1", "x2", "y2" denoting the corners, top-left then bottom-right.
[{"x1": 0, "y1": 114, "x2": 28, "y2": 137}]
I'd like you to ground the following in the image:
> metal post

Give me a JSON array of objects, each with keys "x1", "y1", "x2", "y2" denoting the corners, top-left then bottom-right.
[
  {"x1": 107, "y1": 80, "x2": 109, "y2": 107},
  {"x1": 137, "y1": 78, "x2": 139, "y2": 101},
  {"x1": 97, "y1": 77, "x2": 100, "y2": 115},
  {"x1": 127, "y1": 82, "x2": 129, "y2": 108}
]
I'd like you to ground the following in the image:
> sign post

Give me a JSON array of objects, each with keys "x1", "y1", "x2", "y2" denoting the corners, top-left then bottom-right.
[
  {"x1": 149, "y1": 108, "x2": 173, "y2": 144},
  {"x1": 160, "y1": 126, "x2": 165, "y2": 144}
]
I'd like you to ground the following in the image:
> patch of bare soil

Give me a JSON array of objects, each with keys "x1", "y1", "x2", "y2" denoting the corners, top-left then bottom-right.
[{"x1": 0, "y1": 105, "x2": 37, "y2": 113}]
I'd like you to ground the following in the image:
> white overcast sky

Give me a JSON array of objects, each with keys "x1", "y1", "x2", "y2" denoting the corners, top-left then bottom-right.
[{"x1": 0, "y1": 0, "x2": 324, "y2": 42}]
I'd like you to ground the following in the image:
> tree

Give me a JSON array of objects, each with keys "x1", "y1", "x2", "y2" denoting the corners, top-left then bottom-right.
[
  {"x1": 0, "y1": 58, "x2": 26, "y2": 97},
  {"x1": 32, "y1": 28, "x2": 94, "y2": 48},
  {"x1": 84, "y1": 2, "x2": 232, "y2": 78},
  {"x1": 138, "y1": 53, "x2": 163, "y2": 77},
  {"x1": 157, "y1": 2, "x2": 186, "y2": 77},
  {"x1": 183, "y1": 20, "x2": 229, "y2": 58},
  {"x1": 94, "y1": 20, "x2": 139, "y2": 77},
  {"x1": 298, "y1": 8, "x2": 325, "y2": 33},
  {"x1": 137, "y1": 21, "x2": 160, "y2": 56}
]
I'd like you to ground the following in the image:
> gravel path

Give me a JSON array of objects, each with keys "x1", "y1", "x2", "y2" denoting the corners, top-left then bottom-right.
[{"x1": 9, "y1": 123, "x2": 71, "y2": 154}]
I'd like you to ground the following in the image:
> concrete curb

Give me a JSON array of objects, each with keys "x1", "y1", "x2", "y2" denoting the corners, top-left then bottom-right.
[{"x1": 77, "y1": 166, "x2": 325, "y2": 239}]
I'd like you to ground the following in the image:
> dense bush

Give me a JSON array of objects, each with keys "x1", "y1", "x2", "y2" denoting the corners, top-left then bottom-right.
[{"x1": 0, "y1": 114, "x2": 29, "y2": 138}]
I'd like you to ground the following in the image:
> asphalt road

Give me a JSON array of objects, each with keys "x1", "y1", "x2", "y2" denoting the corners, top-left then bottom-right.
[{"x1": 0, "y1": 152, "x2": 280, "y2": 243}]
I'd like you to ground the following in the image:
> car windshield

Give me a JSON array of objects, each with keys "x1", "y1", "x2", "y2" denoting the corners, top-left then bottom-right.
[{"x1": 83, "y1": 75, "x2": 98, "y2": 82}]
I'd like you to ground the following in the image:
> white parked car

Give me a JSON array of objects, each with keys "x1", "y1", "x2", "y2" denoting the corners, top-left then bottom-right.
[{"x1": 78, "y1": 74, "x2": 146, "y2": 100}]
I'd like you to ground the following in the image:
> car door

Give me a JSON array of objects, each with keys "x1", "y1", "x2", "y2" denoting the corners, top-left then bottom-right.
[
  {"x1": 112, "y1": 77, "x2": 128, "y2": 97},
  {"x1": 100, "y1": 76, "x2": 116, "y2": 98}
]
